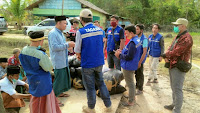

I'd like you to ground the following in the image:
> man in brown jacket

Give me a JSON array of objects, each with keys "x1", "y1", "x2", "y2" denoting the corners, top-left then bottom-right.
[{"x1": 162, "y1": 18, "x2": 193, "y2": 113}]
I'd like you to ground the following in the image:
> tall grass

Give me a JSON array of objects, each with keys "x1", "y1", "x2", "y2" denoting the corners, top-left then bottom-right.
[{"x1": 0, "y1": 37, "x2": 49, "y2": 58}]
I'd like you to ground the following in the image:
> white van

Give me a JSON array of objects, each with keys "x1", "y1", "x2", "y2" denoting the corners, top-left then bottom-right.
[
  {"x1": 0, "y1": 17, "x2": 8, "y2": 35},
  {"x1": 26, "y1": 18, "x2": 71, "y2": 36}
]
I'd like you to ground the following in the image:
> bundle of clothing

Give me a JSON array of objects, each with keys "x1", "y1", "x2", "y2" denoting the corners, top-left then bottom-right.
[{"x1": 96, "y1": 69, "x2": 126, "y2": 96}]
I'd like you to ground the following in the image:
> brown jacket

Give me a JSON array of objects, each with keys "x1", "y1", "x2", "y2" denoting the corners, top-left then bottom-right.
[{"x1": 165, "y1": 31, "x2": 193, "y2": 68}]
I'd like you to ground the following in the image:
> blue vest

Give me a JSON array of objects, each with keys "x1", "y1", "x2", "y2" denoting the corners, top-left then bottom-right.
[
  {"x1": 19, "y1": 50, "x2": 52, "y2": 97},
  {"x1": 140, "y1": 34, "x2": 148, "y2": 64},
  {"x1": 106, "y1": 25, "x2": 123, "y2": 52},
  {"x1": 79, "y1": 23, "x2": 104, "y2": 68},
  {"x1": 148, "y1": 33, "x2": 162, "y2": 57},
  {"x1": 121, "y1": 36, "x2": 142, "y2": 71}
]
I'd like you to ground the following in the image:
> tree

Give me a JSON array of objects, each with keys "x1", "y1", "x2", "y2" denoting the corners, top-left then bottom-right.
[{"x1": 0, "y1": 0, "x2": 32, "y2": 30}]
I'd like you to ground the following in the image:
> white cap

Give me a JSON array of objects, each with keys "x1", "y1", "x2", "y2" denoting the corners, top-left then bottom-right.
[{"x1": 80, "y1": 9, "x2": 93, "y2": 19}]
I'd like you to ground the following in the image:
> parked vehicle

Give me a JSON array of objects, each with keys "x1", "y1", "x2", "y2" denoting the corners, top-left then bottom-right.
[
  {"x1": 0, "y1": 17, "x2": 8, "y2": 35},
  {"x1": 26, "y1": 18, "x2": 71, "y2": 36}
]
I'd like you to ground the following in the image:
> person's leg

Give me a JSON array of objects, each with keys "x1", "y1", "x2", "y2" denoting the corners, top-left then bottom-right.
[
  {"x1": 82, "y1": 68, "x2": 96, "y2": 109},
  {"x1": 122, "y1": 68, "x2": 135, "y2": 103},
  {"x1": 171, "y1": 68, "x2": 185, "y2": 113},
  {"x1": 0, "y1": 93, "x2": 6, "y2": 113},
  {"x1": 135, "y1": 69, "x2": 139, "y2": 89},
  {"x1": 107, "y1": 52, "x2": 114, "y2": 69},
  {"x1": 136, "y1": 64, "x2": 144, "y2": 93},
  {"x1": 151, "y1": 57, "x2": 159, "y2": 82},
  {"x1": 112, "y1": 54, "x2": 121, "y2": 71},
  {"x1": 164, "y1": 68, "x2": 175, "y2": 110},
  {"x1": 94, "y1": 65, "x2": 111, "y2": 108},
  {"x1": 148, "y1": 56, "x2": 153, "y2": 80}
]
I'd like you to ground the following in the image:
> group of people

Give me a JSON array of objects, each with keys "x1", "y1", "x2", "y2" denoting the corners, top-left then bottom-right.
[{"x1": 0, "y1": 8, "x2": 193, "y2": 113}]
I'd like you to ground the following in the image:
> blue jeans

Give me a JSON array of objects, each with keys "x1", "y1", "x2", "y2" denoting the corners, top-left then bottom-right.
[
  {"x1": 107, "y1": 52, "x2": 121, "y2": 70},
  {"x1": 82, "y1": 65, "x2": 111, "y2": 109}
]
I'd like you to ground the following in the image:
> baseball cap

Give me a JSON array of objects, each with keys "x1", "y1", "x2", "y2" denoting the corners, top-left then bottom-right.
[
  {"x1": 172, "y1": 18, "x2": 188, "y2": 27},
  {"x1": 80, "y1": 9, "x2": 93, "y2": 18}
]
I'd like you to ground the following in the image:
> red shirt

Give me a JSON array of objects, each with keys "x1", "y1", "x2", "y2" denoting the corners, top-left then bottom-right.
[
  {"x1": 8, "y1": 56, "x2": 20, "y2": 66},
  {"x1": 165, "y1": 31, "x2": 193, "y2": 68}
]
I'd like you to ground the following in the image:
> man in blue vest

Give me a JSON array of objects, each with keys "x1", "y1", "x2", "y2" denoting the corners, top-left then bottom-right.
[
  {"x1": 74, "y1": 9, "x2": 112, "y2": 113},
  {"x1": 135, "y1": 24, "x2": 148, "y2": 95},
  {"x1": 115, "y1": 25, "x2": 142, "y2": 106},
  {"x1": 147, "y1": 23, "x2": 164, "y2": 85},
  {"x1": 104, "y1": 15, "x2": 125, "y2": 70}
]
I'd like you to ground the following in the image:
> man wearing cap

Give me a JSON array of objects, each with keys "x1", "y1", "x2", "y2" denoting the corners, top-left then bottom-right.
[
  {"x1": 19, "y1": 31, "x2": 61, "y2": 113},
  {"x1": 74, "y1": 9, "x2": 112, "y2": 113},
  {"x1": 162, "y1": 18, "x2": 193, "y2": 113},
  {"x1": 0, "y1": 58, "x2": 8, "y2": 79},
  {"x1": 0, "y1": 65, "x2": 30, "y2": 113},
  {"x1": 48, "y1": 16, "x2": 75, "y2": 101}
]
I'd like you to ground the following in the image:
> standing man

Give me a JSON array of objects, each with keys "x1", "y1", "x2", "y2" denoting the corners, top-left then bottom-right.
[
  {"x1": 19, "y1": 31, "x2": 61, "y2": 113},
  {"x1": 105, "y1": 15, "x2": 125, "y2": 70},
  {"x1": 147, "y1": 23, "x2": 164, "y2": 84},
  {"x1": 135, "y1": 24, "x2": 148, "y2": 95},
  {"x1": 74, "y1": 9, "x2": 112, "y2": 113},
  {"x1": 162, "y1": 18, "x2": 193, "y2": 113},
  {"x1": 115, "y1": 25, "x2": 142, "y2": 106},
  {"x1": 48, "y1": 16, "x2": 75, "y2": 101},
  {"x1": 69, "y1": 20, "x2": 79, "y2": 42}
]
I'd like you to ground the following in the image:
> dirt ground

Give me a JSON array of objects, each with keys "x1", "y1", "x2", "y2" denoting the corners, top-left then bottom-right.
[{"x1": 116, "y1": 65, "x2": 200, "y2": 113}]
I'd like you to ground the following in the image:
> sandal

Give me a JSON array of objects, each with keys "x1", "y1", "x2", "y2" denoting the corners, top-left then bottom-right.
[
  {"x1": 59, "y1": 93, "x2": 70, "y2": 97},
  {"x1": 58, "y1": 102, "x2": 64, "y2": 107}
]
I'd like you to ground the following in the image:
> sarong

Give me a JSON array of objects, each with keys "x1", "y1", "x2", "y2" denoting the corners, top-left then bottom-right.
[
  {"x1": 53, "y1": 67, "x2": 71, "y2": 97},
  {"x1": 29, "y1": 90, "x2": 61, "y2": 113}
]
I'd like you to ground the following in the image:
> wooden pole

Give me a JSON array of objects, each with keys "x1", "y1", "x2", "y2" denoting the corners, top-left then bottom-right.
[{"x1": 62, "y1": 0, "x2": 64, "y2": 15}]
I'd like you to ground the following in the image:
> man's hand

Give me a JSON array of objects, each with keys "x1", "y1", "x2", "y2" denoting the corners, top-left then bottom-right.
[
  {"x1": 164, "y1": 58, "x2": 169, "y2": 63},
  {"x1": 115, "y1": 49, "x2": 122, "y2": 59},
  {"x1": 68, "y1": 41, "x2": 75, "y2": 48},
  {"x1": 24, "y1": 83, "x2": 29, "y2": 91},
  {"x1": 159, "y1": 57, "x2": 163, "y2": 62},
  {"x1": 76, "y1": 53, "x2": 81, "y2": 61}
]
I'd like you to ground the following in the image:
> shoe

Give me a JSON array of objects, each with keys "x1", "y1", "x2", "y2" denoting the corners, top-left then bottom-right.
[
  {"x1": 82, "y1": 106, "x2": 96, "y2": 113},
  {"x1": 153, "y1": 79, "x2": 158, "y2": 83},
  {"x1": 136, "y1": 90, "x2": 143, "y2": 95},
  {"x1": 164, "y1": 104, "x2": 174, "y2": 110},
  {"x1": 104, "y1": 106, "x2": 112, "y2": 113}
]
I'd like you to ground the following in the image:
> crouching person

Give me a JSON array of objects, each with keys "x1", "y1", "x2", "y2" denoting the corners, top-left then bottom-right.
[
  {"x1": 19, "y1": 31, "x2": 61, "y2": 113},
  {"x1": 0, "y1": 65, "x2": 31, "y2": 113}
]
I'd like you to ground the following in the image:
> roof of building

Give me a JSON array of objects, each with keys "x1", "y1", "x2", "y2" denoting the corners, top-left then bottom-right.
[{"x1": 26, "y1": 0, "x2": 110, "y2": 15}]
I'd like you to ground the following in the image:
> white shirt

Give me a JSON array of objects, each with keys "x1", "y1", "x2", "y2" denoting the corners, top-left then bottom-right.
[{"x1": 0, "y1": 77, "x2": 25, "y2": 95}]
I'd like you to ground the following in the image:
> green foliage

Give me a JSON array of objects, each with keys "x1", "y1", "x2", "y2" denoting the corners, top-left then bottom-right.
[
  {"x1": 0, "y1": 0, "x2": 34, "y2": 29},
  {"x1": 88, "y1": 0, "x2": 200, "y2": 29}
]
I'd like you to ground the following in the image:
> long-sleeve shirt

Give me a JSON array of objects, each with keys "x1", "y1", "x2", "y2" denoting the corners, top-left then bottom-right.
[
  {"x1": 48, "y1": 27, "x2": 69, "y2": 69},
  {"x1": 163, "y1": 30, "x2": 193, "y2": 68},
  {"x1": 120, "y1": 42, "x2": 136, "y2": 61}
]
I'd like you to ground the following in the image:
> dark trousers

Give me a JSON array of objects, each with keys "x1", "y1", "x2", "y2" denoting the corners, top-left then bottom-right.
[{"x1": 135, "y1": 64, "x2": 144, "y2": 91}]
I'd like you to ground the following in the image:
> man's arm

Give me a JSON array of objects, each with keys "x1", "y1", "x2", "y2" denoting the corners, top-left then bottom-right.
[
  {"x1": 119, "y1": 29, "x2": 125, "y2": 50},
  {"x1": 74, "y1": 31, "x2": 82, "y2": 60},
  {"x1": 48, "y1": 33, "x2": 68, "y2": 52},
  {"x1": 159, "y1": 36, "x2": 165, "y2": 62},
  {"x1": 11, "y1": 93, "x2": 31, "y2": 99}
]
